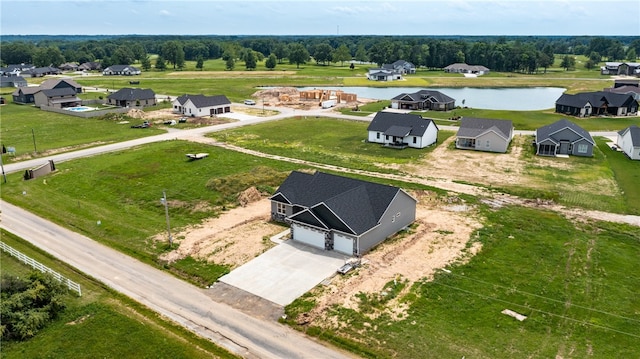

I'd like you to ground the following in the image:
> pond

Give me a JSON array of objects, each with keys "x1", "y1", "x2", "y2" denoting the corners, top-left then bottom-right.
[{"x1": 296, "y1": 86, "x2": 566, "y2": 111}]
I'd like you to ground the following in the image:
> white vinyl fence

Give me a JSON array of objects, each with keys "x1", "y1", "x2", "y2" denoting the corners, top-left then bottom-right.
[{"x1": 0, "y1": 241, "x2": 82, "y2": 296}]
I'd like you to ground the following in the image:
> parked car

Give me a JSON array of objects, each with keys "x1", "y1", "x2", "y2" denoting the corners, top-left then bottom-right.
[{"x1": 244, "y1": 99, "x2": 256, "y2": 105}]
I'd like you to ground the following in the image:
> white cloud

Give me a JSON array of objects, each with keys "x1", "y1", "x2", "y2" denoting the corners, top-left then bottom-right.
[{"x1": 160, "y1": 9, "x2": 171, "y2": 16}]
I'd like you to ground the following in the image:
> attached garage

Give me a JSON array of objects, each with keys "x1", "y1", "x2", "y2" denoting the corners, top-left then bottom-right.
[
  {"x1": 292, "y1": 224, "x2": 326, "y2": 250},
  {"x1": 334, "y1": 233, "x2": 354, "y2": 255}
]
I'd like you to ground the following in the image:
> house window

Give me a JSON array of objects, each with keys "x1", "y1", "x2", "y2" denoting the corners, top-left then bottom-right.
[
  {"x1": 486, "y1": 140, "x2": 490, "y2": 148},
  {"x1": 413, "y1": 137, "x2": 417, "y2": 144},
  {"x1": 577, "y1": 144, "x2": 588, "y2": 153},
  {"x1": 377, "y1": 132, "x2": 380, "y2": 139},
  {"x1": 276, "y1": 202, "x2": 287, "y2": 215},
  {"x1": 386, "y1": 135, "x2": 390, "y2": 141}
]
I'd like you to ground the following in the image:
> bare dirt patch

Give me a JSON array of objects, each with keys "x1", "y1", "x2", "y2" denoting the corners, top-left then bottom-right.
[
  {"x1": 405, "y1": 135, "x2": 528, "y2": 188},
  {"x1": 159, "y1": 198, "x2": 285, "y2": 269},
  {"x1": 304, "y1": 190, "x2": 483, "y2": 324}
]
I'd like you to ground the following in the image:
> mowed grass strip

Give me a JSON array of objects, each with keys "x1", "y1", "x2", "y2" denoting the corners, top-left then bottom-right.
[
  {"x1": 0, "y1": 231, "x2": 238, "y2": 359},
  {"x1": 209, "y1": 117, "x2": 450, "y2": 173},
  {"x1": 285, "y1": 206, "x2": 640, "y2": 358},
  {"x1": 0, "y1": 140, "x2": 302, "y2": 266},
  {"x1": 596, "y1": 138, "x2": 640, "y2": 214}
]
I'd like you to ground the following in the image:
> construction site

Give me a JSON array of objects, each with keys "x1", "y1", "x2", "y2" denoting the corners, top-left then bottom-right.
[{"x1": 251, "y1": 87, "x2": 359, "y2": 110}]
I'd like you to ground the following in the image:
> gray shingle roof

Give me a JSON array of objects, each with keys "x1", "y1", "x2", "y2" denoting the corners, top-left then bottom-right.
[
  {"x1": 556, "y1": 91, "x2": 636, "y2": 108},
  {"x1": 42, "y1": 87, "x2": 77, "y2": 97},
  {"x1": 175, "y1": 94, "x2": 230, "y2": 108},
  {"x1": 272, "y1": 171, "x2": 404, "y2": 235},
  {"x1": 622, "y1": 125, "x2": 640, "y2": 146},
  {"x1": 368, "y1": 112, "x2": 437, "y2": 137},
  {"x1": 107, "y1": 87, "x2": 155, "y2": 101},
  {"x1": 104, "y1": 65, "x2": 140, "y2": 72},
  {"x1": 40, "y1": 78, "x2": 81, "y2": 90},
  {"x1": 457, "y1": 117, "x2": 513, "y2": 140},
  {"x1": 392, "y1": 89, "x2": 455, "y2": 104},
  {"x1": 535, "y1": 119, "x2": 594, "y2": 145}
]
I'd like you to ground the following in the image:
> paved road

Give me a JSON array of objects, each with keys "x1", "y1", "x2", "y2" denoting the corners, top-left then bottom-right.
[{"x1": 0, "y1": 200, "x2": 352, "y2": 359}]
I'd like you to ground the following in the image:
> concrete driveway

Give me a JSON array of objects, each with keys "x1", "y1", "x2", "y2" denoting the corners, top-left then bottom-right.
[{"x1": 219, "y1": 241, "x2": 347, "y2": 306}]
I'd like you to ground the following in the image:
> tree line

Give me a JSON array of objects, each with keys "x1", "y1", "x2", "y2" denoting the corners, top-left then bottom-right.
[{"x1": 2, "y1": 35, "x2": 639, "y2": 73}]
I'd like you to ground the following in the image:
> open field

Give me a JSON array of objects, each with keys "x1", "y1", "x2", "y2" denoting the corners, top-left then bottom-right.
[
  {"x1": 0, "y1": 230, "x2": 237, "y2": 359},
  {"x1": 283, "y1": 206, "x2": 640, "y2": 358},
  {"x1": 209, "y1": 117, "x2": 450, "y2": 173},
  {"x1": 209, "y1": 119, "x2": 635, "y2": 215}
]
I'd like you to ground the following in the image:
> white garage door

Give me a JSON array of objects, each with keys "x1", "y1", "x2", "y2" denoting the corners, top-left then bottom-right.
[
  {"x1": 293, "y1": 224, "x2": 325, "y2": 249},
  {"x1": 334, "y1": 234, "x2": 353, "y2": 255}
]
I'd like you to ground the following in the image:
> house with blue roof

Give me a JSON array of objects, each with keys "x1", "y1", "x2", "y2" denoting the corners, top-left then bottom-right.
[{"x1": 270, "y1": 171, "x2": 416, "y2": 256}]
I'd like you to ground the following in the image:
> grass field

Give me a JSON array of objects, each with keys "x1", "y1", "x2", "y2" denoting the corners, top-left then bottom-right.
[
  {"x1": 0, "y1": 97, "x2": 165, "y2": 161},
  {"x1": 284, "y1": 206, "x2": 640, "y2": 358},
  {"x1": 209, "y1": 117, "x2": 450, "y2": 173},
  {"x1": 596, "y1": 138, "x2": 640, "y2": 214},
  {"x1": 0, "y1": 230, "x2": 237, "y2": 359},
  {"x1": 0, "y1": 140, "x2": 303, "y2": 277}
]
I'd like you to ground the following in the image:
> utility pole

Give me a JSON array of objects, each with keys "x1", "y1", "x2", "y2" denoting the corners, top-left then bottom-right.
[
  {"x1": 31, "y1": 128, "x2": 37, "y2": 153},
  {"x1": 161, "y1": 191, "x2": 173, "y2": 246},
  {"x1": 0, "y1": 152, "x2": 6, "y2": 183}
]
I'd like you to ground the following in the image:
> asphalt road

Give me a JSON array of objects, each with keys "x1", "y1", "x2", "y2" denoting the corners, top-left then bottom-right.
[{"x1": 0, "y1": 200, "x2": 352, "y2": 359}]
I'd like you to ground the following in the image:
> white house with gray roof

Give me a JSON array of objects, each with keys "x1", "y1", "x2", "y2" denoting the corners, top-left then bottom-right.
[
  {"x1": 103, "y1": 65, "x2": 141, "y2": 76},
  {"x1": 455, "y1": 117, "x2": 513, "y2": 153},
  {"x1": 172, "y1": 94, "x2": 231, "y2": 117},
  {"x1": 270, "y1": 171, "x2": 417, "y2": 256},
  {"x1": 617, "y1": 125, "x2": 640, "y2": 160},
  {"x1": 535, "y1": 119, "x2": 594, "y2": 157},
  {"x1": 367, "y1": 112, "x2": 439, "y2": 149},
  {"x1": 107, "y1": 88, "x2": 156, "y2": 107}
]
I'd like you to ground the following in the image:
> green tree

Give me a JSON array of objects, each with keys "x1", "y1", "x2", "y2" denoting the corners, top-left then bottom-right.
[
  {"x1": 155, "y1": 55, "x2": 167, "y2": 71},
  {"x1": 130, "y1": 43, "x2": 147, "y2": 62},
  {"x1": 537, "y1": 52, "x2": 553, "y2": 73},
  {"x1": 0, "y1": 41, "x2": 35, "y2": 65},
  {"x1": 112, "y1": 45, "x2": 135, "y2": 65},
  {"x1": 245, "y1": 51, "x2": 257, "y2": 70},
  {"x1": 354, "y1": 44, "x2": 368, "y2": 63},
  {"x1": 625, "y1": 47, "x2": 637, "y2": 61},
  {"x1": 274, "y1": 43, "x2": 289, "y2": 63},
  {"x1": 265, "y1": 53, "x2": 277, "y2": 70},
  {"x1": 560, "y1": 55, "x2": 576, "y2": 71},
  {"x1": 195, "y1": 56, "x2": 204, "y2": 71},
  {"x1": 589, "y1": 51, "x2": 602, "y2": 63},
  {"x1": 141, "y1": 56, "x2": 152, "y2": 71},
  {"x1": 161, "y1": 40, "x2": 185, "y2": 69},
  {"x1": 331, "y1": 44, "x2": 352, "y2": 66},
  {"x1": 225, "y1": 57, "x2": 235, "y2": 70},
  {"x1": 0, "y1": 272, "x2": 67, "y2": 341},
  {"x1": 288, "y1": 43, "x2": 310, "y2": 69},
  {"x1": 312, "y1": 43, "x2": 333, "y2": 65},
  {"x1": 368, "y1": 40, "x2": 393, "y2": 67},
  {"x1": 584, "y1": 59, "x2": 596, "y2": 70},
  {"x1": 32, "y1": 46, "x2": 65, "y2": 67}
]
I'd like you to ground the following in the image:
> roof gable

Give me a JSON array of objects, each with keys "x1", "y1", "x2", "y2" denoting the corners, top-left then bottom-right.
[
  {"x1": 457, "y1": 117, "x2": 513, "y2": 140},
  {"x1": 368, "y1": 112, "x2": 436, "y2": 137},
  {"x1": 273, "y1": 171, "x2": 407, "y2": 235},
  {"x1": 107, "y1": 87, "x2": 155, "y2": 101},
  {"x1": 536, "y1": 119, "x2": 594, "y2": 145},
  {"x1": 179, "y1": 94, "x2": 231, "y2": 108}
]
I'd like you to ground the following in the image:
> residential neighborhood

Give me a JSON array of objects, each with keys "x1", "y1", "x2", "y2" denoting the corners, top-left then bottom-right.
[{"x1": 1, "y1": 29, "x2": 640, "y2": 359}]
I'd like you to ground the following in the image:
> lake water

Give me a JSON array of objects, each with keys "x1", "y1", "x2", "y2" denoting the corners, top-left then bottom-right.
[{"x1": 296, "y1": 86, "x2": 566, "y2": 111}]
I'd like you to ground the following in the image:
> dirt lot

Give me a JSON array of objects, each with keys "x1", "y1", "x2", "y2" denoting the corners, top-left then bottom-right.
[{"x1": 160, "y1": 187, "x2": 483, "y2": 324}]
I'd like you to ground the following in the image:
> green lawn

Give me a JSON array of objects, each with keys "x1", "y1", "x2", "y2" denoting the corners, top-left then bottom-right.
[
  {"x1": 209, "y1": 117, "x2": 451, "y2": 173},
  {"x1": 0, "y1": 140, "x2": 302, "y2": 276},
  {"x1": 0, "y1": 231, "x2": 238, "y2": 359},
  {"x1": 284, "y1": 206, "x2": 640, "y2": 358},
  {"x1": 0, "y1": 98, "x2": 165, "y2": 161},
  {"x1": 596, "y1": 138, "x2": 640, "y2": 214}
]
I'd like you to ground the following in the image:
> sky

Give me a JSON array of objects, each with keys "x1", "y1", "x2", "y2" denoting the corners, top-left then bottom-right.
[{"x1": 1, "y1": 0, "x2": 639, "y2": 36}]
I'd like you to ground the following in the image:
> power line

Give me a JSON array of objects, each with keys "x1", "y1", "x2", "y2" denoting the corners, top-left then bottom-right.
[
  {"x1": 439, "y1": 270, "x2": 640, "y2": 324},
  {"x1": 431, "y1": 281, "x2": 640, "y2": 339}
]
